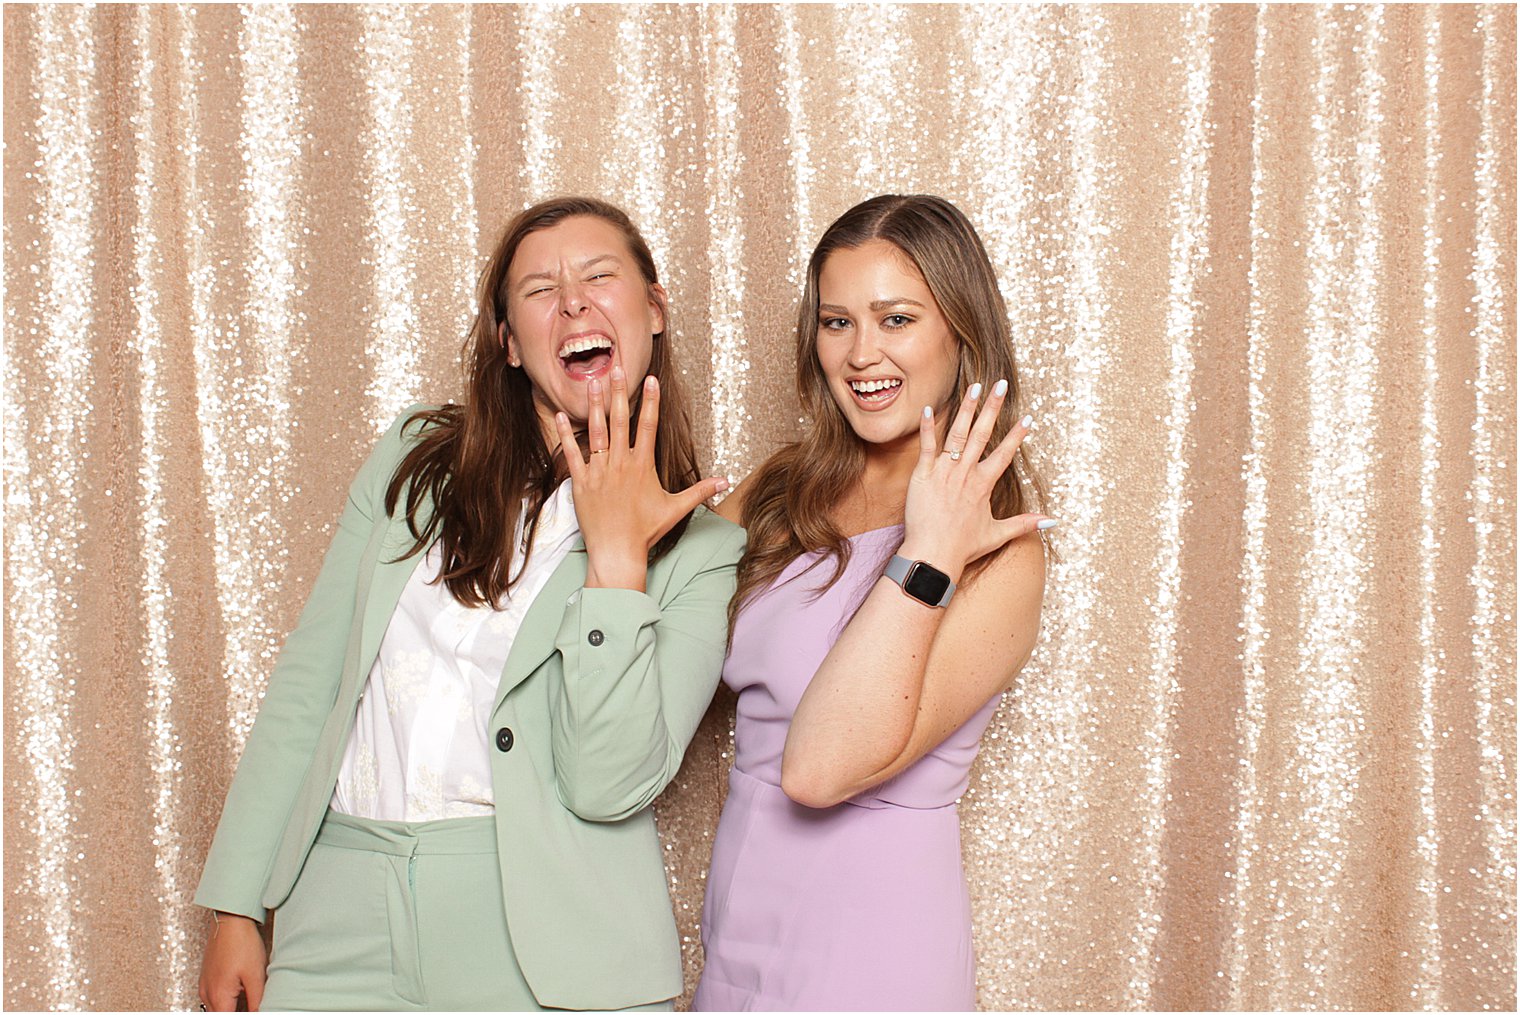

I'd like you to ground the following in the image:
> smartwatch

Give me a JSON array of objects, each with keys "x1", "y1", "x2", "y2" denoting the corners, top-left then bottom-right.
[{"x1": 884, "y1": 554, "x2": 956, "y2": 608}]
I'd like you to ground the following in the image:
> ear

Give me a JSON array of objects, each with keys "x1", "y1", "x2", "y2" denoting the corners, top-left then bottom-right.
[
  {"x1": 501, "y1": 321, "x2": 522, "y2": 367},
  {"x1": 648, "y1": 282, "x2": 668, "y2": 337}
]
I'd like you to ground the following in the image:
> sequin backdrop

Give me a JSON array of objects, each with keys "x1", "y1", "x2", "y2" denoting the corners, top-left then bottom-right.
[{"x1": 3, "y1": 4, "x2": 1514, "y2": 1011}]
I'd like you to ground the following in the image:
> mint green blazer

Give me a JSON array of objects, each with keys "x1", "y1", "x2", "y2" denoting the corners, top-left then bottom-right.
[{"x1": 194, "y1": 408, "x2": 745, "y2": 1010}]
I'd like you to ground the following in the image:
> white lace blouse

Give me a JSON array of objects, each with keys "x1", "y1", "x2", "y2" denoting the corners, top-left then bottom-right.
[{"x1": 330, "y1": 480, "x2": 580, "y2": 821}]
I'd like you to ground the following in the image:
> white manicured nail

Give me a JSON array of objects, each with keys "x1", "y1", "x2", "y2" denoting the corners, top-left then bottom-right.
[
  {"x1": 1036, "y1": 518, "x2": 1059, "y2": 530},
  {"x1": 923, "y1": 406, "x2": 933, "y2": 419},
  {"x1": 968, "y1": 383, "x2": 983, "y2": 400},
  {"x1": 1020, "y1": 414, "x2": 1034, "y2": 429},
  {"x1": 992, "y1": 379, "x2": 1008, "y2": 397}
]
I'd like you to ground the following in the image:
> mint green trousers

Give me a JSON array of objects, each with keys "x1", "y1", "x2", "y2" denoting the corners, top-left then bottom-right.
[{"x1": 261, "y1": 811, "x2": 673, "y2": 1012}]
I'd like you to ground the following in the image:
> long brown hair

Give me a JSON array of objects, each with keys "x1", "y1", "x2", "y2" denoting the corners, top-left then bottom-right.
[
  {"x1": 732, "y1": 194, "x2": 1048, "y2": 624},
  {"x1": 386, "y1": 197, "x2": 702, "y2": 607}
]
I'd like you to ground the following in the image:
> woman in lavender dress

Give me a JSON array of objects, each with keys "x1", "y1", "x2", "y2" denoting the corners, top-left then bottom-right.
[{"x1": 695, "y1": 195, "x2": 1053, "y2": 1011}]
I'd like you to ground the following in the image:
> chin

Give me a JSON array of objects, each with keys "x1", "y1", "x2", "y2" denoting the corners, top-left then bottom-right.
[
  {"x1": 840, "y1": 411, "x2": 913, "y2": 447},
  {"x1": 539, "y1": 386, "x2": 588, "y2": 427}
]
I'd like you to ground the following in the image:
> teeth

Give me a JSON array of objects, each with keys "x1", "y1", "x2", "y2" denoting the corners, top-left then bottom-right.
[
  {"x1": 560, "y1": 336, "x2": 612, "y2": 357},
  {"x1": 850, "y1": 378, "x2": 902, "y2": 394}
]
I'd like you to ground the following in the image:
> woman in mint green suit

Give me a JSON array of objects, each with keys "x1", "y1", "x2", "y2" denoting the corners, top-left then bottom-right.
[{"x1": 195, "y1": 197, "x2": 743, "y2": 1012}]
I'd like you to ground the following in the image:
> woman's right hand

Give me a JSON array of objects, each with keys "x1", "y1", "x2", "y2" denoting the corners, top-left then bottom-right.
[{"x1": 198, "y1": 912, "x2": 266, "y2": 1012}]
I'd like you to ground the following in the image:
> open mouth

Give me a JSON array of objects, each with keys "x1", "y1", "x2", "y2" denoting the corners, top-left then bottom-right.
[
  {"x1": 847, "y1": 377, "x2": 902, "y2": 408},
  {"x1": 559, "y1": 334, "x2": 614, "y2": 378}
]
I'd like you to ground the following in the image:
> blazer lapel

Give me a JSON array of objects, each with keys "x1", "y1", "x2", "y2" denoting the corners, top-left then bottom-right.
[
  {"x1": 495, "y1": 541, "x2": 587, "y2": 707},
  {"x1": 359, "y1": 504, "x2": 432, "y2": 674},
  {"x1": 356, "y1": 484, "x2": 589, "y2": 710}
]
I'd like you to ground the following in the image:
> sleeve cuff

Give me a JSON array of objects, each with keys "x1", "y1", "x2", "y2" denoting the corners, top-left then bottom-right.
[
  {"x1": 554, "y1": 587, "x2": 663, "y2": 665},
  {"x1": 192, "y1": 890, "x2": 266, "y2": 925}
]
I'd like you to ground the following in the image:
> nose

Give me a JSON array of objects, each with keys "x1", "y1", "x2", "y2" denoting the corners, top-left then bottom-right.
[
  {"x1": 845, "y1": 325, "x2": 883, "y2": 370},
  {"x1": 558, "y1": 280, "x2": 589, "y2": 317}
]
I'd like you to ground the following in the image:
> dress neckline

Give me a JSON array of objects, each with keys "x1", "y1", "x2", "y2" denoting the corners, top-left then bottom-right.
[{"x1": 844, "y1": 523, "x2": 905, "y2": 542}]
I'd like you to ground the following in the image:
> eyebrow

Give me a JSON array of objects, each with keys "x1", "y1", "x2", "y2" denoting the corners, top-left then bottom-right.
[
  {"x1": 818, "y1": 297, "x2": 926, "y2": 314},
  {"x1": 515, "y1": 253, "x2": 622, "y2": 286}
]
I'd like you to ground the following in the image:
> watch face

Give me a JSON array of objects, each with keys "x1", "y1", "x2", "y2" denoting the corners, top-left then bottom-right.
[{"x1": 903, "y1": 561, "x2": 952, "y2": 604}]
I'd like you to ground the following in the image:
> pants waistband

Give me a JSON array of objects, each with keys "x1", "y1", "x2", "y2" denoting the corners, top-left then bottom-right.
[{"x1": 317, "y1": 809, "x2": 497, "y2": 857}]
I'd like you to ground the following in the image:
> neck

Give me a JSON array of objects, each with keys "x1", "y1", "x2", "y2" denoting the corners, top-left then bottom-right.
[
  {"x1": 533, "y1": 393, "x2": 567, "y2": 459},
  {"x1": 848, "y1": 410, "x2": 957, "y2": 524},
  {"x1": 863, "y1": 434, "x2": 918, "y2": 488},
  {"x1": 853, "y1": 429, "x2": 920, "y2": 521},
  {"x1": 533, "y1": 404, "x2": 577, "y2": 488}
]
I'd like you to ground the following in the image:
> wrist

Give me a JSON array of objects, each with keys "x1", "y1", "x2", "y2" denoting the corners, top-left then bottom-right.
[
  {"x1": 212, "y1": 911, "x2": 257, "y2": 925},
  {"x1": 584, "y1": 548, "x2": 648, "y2": 592},
  {"x1": 209, "y1": 911, "x2": 262, "y2": 941},
  {"x1": 894, "y1": 539, "x2": 967, "y2": 584}
]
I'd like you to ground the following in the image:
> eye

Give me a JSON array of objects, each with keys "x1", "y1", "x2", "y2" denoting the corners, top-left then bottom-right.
[
  {"x1": 588, "y1": 271, "x2": 613, "y2": 281},
  {"x1": 820, "y1": 316, "x2": 851, "y2": 332},
  {"x1": 525, "y1": 285, "x2": 554, "y2": 298},
  {"x1": 882, "y1": 314, "x2": 913, "y2": 329}
]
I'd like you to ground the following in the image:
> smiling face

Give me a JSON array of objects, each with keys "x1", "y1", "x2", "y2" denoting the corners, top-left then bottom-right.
[
  {"x1": 815, "y1": 238, "x2": 961, "y2": 452},
  {"x1": 503, "y1": 214, "x2": 665, "y2": 437}
]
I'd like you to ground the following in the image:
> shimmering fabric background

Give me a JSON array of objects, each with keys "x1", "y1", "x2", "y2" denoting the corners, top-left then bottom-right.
[{"x1": 3, "y1": 4, "x2": 1514, "y2": 1011}]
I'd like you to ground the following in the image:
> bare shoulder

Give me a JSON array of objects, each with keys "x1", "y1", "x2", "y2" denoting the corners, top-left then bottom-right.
[{"x1": 714, "y1": 474, "x2": 754, "y2": 524}]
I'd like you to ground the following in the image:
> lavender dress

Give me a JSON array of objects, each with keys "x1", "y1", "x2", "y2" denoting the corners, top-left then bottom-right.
[{"x1": 694, "y1": 527, "x2": 1000, "y2": 1012}]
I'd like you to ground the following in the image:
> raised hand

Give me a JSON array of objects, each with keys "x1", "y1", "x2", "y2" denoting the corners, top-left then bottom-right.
[
  {"x1": 554, "y1": 367, "x2": 728, "y2": 592},
  {"x1": 898, "y1": 379, "x2": 1054, "y2": 582}
]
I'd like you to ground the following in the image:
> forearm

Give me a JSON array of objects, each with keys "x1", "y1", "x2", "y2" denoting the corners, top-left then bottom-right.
[
  {"x1": 553, "y1": 558, "x2": 678, "y2": 818},
  {"x1": 549, "y1": 589, "x2": 681, "y2": 819},
  {"x1": 781, "y1": 572, "x2": 948, "y2": 806},
  {"x1": 786, "y1": 530, "x2": 1047, "y2": 808},
  {"x1": 549, "y1": 526, "x2": 741, "y2": 821}
]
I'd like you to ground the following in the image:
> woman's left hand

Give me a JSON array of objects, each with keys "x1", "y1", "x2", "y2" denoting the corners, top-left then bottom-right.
[
  {"x1": 898, "y1": 381, "x2": 1052, "y2": 583},
  {"x1": 554, "y1": 367, "x2": 728, "y2": 591}
]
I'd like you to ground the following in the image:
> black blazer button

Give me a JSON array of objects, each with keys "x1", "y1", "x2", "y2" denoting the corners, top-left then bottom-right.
[
  {"x1": 495, "y1": 727, "x2": 514, "y2": 752},
  {"x1": 587, "y1": 629, "x2": 605, "y2": 646}
]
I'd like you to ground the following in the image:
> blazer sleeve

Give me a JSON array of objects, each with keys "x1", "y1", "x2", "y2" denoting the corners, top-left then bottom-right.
[
  {"x1": 547, "y1": 515, "x2": 746, "y2": 822},
  {"x1": 193, "y1": 409, "x2": 419, "y2": 920}
]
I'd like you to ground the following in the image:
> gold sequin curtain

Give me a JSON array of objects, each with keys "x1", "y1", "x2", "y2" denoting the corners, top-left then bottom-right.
[{"x1": 3, "y1": 4, "x2": 1514, "y2": 1010}]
